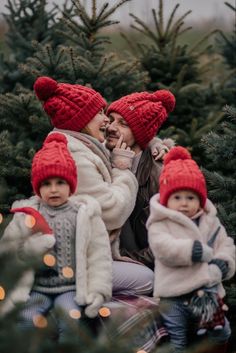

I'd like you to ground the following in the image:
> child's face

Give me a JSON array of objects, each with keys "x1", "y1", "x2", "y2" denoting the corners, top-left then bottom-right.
[
  {"x1": 83, "y1": 109, "x2": 109, "y2": 143},
  {"x1": 167, "y1": 190, "x2": 201, "y2": 218},
  {"x1": 39, "y1": 177, "x2": 70, "y2": 207}
]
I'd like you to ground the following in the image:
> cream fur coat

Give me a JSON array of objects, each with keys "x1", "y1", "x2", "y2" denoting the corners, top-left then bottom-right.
[
  {"x1": 147, "y1": 194, "x2": 235, "y2": 298},
  {"x1": 51, "y1": 130, "x2": 138, "y2": 259},
  {"x1": 0, "y1": 195, "x2": 112, "y2": 316}
]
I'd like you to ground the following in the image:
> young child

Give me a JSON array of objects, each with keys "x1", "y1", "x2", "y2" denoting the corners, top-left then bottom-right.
[
  {"x1": 146, "y1": 146, "x2": 235, "y2": 353},
  {"x1": 1, "y1": 133, "x2": 112, "y2": 339}
]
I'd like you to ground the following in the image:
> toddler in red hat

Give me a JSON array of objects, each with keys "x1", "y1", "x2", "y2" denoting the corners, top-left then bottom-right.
[
  {"x1": 1, "y1": 133, "x2": 112, "y2": 339},
  {"x1": 146, "y1": 146, "x2": 235, "y2": 352}
]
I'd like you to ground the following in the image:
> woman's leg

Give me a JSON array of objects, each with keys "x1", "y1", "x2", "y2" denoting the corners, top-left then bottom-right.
[{"x1": 112, "y1": 261, "x2": 154, "y2": 296}]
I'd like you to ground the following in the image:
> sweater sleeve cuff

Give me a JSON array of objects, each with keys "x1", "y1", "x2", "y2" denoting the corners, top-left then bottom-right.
[
  {"x1": 192, "y1": 240, "x2": 203, "y2": 262},
  {"x1": 209, "y1": 259, "x2": 229, "y2": 279}
]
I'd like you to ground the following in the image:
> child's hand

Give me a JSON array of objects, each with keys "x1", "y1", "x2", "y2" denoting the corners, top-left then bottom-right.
[
  {"x1": 85, "y1": 293, "x2": 104, "y2": 318},
  {"x1": 18, "y1": 232, "x2": 56, "y2": 260}
]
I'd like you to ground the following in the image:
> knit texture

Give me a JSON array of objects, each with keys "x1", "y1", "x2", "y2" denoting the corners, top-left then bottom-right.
[
  {"x1": 31, "y1": 133, "x2": 77, "y2": 196},
  {"x1": 33, "y1": 202, "x2": 77, "y2": 293},
  {"x1": 107, "y1": 90, "x2": 175, "y2": 149},
  {"x1": 159, "y1": 146, "x2": 207, "y2": 207},
  {"x1": 34, "y1": 76, "x2": 106, "y2": 132}
]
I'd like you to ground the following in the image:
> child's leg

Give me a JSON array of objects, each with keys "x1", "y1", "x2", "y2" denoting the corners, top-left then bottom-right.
[
  {"x1": 18, "y1": 291, "x2": 53, "y2": 329},
  {"x1": 160, "y1": 298, "x2": 189, "y2": 352},
  {"x1": 53, "y1": 290, "x2": 83, "y2": 341},
  {"x1": 112, "y1": 261, "x2": 154, "y2": 296}
]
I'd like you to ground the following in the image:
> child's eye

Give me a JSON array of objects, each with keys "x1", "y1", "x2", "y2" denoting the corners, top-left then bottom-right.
[
  {"x1": 57, "y1": 179, "x2": 66, "y2": 185},
  {"x1": 174, "y1": 196, "x2": 180, "y2": 200},
  {"x1": 41, "y1": 180, "x2": 50, "y2": 186}
]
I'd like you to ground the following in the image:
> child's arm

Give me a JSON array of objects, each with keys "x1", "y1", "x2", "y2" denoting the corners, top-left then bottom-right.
[
  {"x1": 148, "y1": 223, "x2": 213, "y2": 267},
  {"x1": 208, "y1": 223, "x2": 235, "y2": 283},
  {"x1": 1, "y1": 212, "x2": 55, "y2": 263}
]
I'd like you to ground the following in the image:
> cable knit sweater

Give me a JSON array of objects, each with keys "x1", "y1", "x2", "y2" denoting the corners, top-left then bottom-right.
[
  {"x1": 1, "y1": 195, "x2": 112, "y2": 315},
  {"x1": 146, "y1": 194, "x2": 235, "y2": 299}
]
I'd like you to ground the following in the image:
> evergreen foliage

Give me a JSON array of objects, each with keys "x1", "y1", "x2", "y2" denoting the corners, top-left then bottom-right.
[
  {"x1": 201, "y1": 106, "x2": 236, "y2": 240},
  {"x1": 216, "y1": 1, "x2": 236, "y2": 107},
  {"x1": 0, "y1": 0, "x2": 60, "y2": 93},
  {"x1": 201, "y1": 105, "x2": 236, "y2": 353},
  {"x1": 122, "y1": 0, "x2": 224, "y2": 159}
]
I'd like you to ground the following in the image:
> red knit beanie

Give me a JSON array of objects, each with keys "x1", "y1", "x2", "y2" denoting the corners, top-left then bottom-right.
[
  {"x1": 106, "y1": 90, "x2": 175, "y2": 149},
  {"x1": 31, "y1": 133, "x2": 77, "y2": 196},
  {"x1": 34, "y1": 76, "x2": 107, "y2": 132},
  {"x1": 159, "y1": 146, "x2": 207, "y2": 207}
]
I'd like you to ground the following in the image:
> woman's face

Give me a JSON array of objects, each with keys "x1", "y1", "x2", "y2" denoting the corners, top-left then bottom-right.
[{"x1": 83, "y1": 109, "x2": 109, "y2": 143}]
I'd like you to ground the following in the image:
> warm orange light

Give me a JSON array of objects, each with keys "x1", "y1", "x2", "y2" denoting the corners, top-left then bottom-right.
[
  {"x1": 69, "y1": 309, "x2": 81, "y2": 319},
  {"x1": 0, "y1": 286, "x2": 5, "y2": 300},
  {"x1": 98, "y1": 307, "x2": 111, "y2": 318},
  {"x1": 33, "y1": 314, "x2": 47, "y2": 328},
  {"x1": 62, "y1": 266, "x2": 74, "y2": 278},
  {"x1": 25, "y1": 215, "x2": 36, "y2": 228},
  {"x1": 0, "y1": 213, "x2": 3, "y2": 224},
  {"x1": 137, "y1": 350, "x2": 147, "y2": 353},
  {"x1": 43, "y1": 254, "x2": 56, "y2": 267}
]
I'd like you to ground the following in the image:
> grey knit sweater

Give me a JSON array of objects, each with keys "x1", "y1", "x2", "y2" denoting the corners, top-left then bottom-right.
[{"x1": 33, "y1": 201, "x2": 78, "y2": 294}]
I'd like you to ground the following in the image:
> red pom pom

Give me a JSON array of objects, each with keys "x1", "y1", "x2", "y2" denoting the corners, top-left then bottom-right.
[
  {"x1": 43, "y1": 133, "x2": 68, "y2": 146},
  {"x1": 34, "y1": 76, "x2": 58, "y2": 101},
  {"x1": 153, "y1": 90, "x2": 176, "y2": 113},
  {"x1": 164, "y1": 146, "x2": 191, "y2": 166}
]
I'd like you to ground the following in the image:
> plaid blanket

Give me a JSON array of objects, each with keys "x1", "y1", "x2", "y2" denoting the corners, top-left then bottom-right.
[{"x1": 101, "y1": 295, "x2": 169, "y2": 352}]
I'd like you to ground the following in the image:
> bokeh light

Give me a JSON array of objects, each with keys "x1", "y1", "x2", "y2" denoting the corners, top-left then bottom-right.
[
  {"x1": 0, "y1": 213, "x2": 3, "y2": 224},
  {"x1": 137, "y1": 350, "x2": 147, "y2": 353},
  {"x1": 69, "y1": 309, "x2": 81, "y2": 319},
  {"x1": 0, "y1": 286, "x2": 6, "y2": 300},
  {"x1": 33, "y1": 314, "x2": 48, "y2": 328},
  {"x1": 43, "y1": 254, "x2": 56, "y2": 267},
  {"x1": 62, "y1": 266, "x2": 74, "y2": 278},
  {"x1": 25, "y1": 215, "x2": 36, "y2": 228},
  {"x1": 98, "y1": 307, "x2": 111, "y2": 318}
]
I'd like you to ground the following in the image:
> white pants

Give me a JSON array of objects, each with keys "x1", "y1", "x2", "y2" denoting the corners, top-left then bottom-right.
[{"x1": 112, "y1": 261, "x2": 154, "y2": 296}]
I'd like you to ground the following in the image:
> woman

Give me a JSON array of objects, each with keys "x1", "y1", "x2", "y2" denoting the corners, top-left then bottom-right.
[{"x1": 34, "y1": 76, "x2": 154, "y2": 296}]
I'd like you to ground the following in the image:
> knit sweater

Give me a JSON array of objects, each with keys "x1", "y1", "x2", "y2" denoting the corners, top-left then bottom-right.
[
  {"x1": 146, "y1": 194, "x2": 235, "y2": 298},
  {"x1": 33, "y1": 201, "x2": 77, "y2": 293}
]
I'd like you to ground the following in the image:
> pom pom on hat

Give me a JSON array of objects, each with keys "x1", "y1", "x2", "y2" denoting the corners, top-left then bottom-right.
[
  {"x1": 34, "y1": 76, "x2": 58, "y2": 101},
  {"x1": 163, "y1": 146, "x2": 191, "y2": 166},
  {"x1": 34, "y1": 76, "x2": 106, "y2": 132},
  {"x1": 107, "y1": 89, "x2": 175, "y2": 149},
  {"x1": 152, "y1": 90, "x2": 176, "y2": 114},
  {"x1": 159, "y1": 146, "x2": 207, "y2": 208},
  {"x1": 31, "y1": 133, "x2": 77, "y2": 196}
]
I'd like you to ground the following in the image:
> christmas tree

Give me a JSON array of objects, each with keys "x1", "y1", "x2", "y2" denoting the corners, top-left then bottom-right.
[{"x1": 121, "y1": 0, "x2": 227, "y2": 161}]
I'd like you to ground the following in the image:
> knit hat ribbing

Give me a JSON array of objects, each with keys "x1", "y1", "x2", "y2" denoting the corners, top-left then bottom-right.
[
  {"x1": 159, "y1": 146, "x2": 207, "y2": 207},
  {"x1": 31, "y1": 133, "x2": 77, "y2": 196},
  {"x1": 106, "y1": 89, "x2": 175, "y2": 149},
  {"x1": 34, "y1": 76, "x2": 107, "y2": 132}
]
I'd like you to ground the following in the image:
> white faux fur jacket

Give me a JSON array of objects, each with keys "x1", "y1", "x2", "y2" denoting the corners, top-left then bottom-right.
[
  {"x1": 51, "y1": 130, "x2": 138, "y2": 259},
  {"x1": 0, "y1": 195, "x2": 112, "y2": 316},
  {"x1": 147, "y1": 194, "x2": 235, "y2": 298}
]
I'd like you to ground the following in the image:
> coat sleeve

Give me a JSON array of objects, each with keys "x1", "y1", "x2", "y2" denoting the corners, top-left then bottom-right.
[
  {"x1": 70, "y1": 148, "x2": 138, "y2": 231},
  {"x1": 148, "y1": 222, "x2": 195, "y2": 267},
  {"x1": 86, "y1": 207, "x2": 112, "y2": 301},
  {"x1": 212, "y1": 224, "x2": 236, "y2": 280}
]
